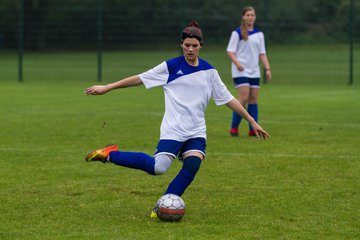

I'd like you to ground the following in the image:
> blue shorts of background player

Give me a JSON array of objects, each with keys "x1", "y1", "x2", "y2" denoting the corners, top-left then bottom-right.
[{"x1": 233, "y1": 77, "x2": 260, "y2": 88}]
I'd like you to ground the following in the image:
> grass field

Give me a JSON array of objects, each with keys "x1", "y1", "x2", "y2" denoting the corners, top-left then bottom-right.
[{"x1": 0, "y1": 45, "x2": 359, "y2": 239}]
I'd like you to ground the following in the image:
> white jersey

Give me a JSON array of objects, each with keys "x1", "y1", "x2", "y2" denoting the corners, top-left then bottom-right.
[
  {"x1": 226, "y1": 27, "x2": 266, "y2": 78},
  {"x1": 139, "y1": 56, "x2": 234, "y2": 141}
]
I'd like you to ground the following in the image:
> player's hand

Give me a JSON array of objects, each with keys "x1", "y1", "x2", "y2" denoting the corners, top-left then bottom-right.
[
  {"x1": 266, "y1": 69, "x2": 272, "y2": 81},
  {"x1": 84, "y1": 85, "x2": 109, "y2": 95},
  {"x1": 236, "y1": 63, "x2": 245, "y2": 71},
  {"x1": 251, "y1": 122, "x2": 270, "y2": 140}
]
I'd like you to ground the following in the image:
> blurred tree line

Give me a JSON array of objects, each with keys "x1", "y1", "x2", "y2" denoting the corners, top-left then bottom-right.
[{"x1": 0, "y1": 0, "x2": 358, "y2": 50}]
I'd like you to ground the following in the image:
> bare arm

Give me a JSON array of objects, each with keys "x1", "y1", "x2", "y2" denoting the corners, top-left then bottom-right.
[
  {"x1": 84, "y1": 75, "x2": 143, "y2": 95},
  {"x1": 226, "y1": 98, "x2": 270, "y2": 139},
  {"x1": 227, "y1": 51, "x2": 244, "y2": 71},
  {"x1": 260, "y1": 54, "x2": 272, "y2": 81}
]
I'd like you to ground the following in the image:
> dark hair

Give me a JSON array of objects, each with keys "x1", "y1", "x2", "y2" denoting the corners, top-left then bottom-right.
[{"x1": 181, "y1": 20, "x2": 203, "y2": 45}]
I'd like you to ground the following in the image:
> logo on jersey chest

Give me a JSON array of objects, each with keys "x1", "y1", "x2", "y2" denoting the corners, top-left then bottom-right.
[{"x1": 176, "y1": 70, "x2": 184, "y2": 75}]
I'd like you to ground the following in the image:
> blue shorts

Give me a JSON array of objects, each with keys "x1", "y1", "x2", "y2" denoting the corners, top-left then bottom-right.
[
  {"x1": 233, "y1": 77, "x2": 260, "y2": 88},
  {"x1": 154, "y1": 137, "x2": 206, "y2": 160}
]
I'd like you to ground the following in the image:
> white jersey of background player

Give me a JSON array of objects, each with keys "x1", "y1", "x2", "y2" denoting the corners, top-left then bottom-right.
[{"x1": 227, "y1": 27, "x2": 266, "y2": 79}]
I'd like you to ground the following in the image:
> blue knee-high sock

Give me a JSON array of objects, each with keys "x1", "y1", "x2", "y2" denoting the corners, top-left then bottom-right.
[
  {"x1": 109, "y1": 151, "x2": 155, "y2": 175},
  {"x1": 231, "y1": 111, "x2": 242, "y2": 129},
  {"x1": 165, "y1": 156, "x2": 201, "y2": 196},
  {"x1": 247, "y1": 103, "x2": 258, "y2": 131}
]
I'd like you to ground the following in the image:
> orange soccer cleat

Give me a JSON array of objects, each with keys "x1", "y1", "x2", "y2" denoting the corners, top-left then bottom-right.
[{"x1": 85, "y1": 144, "x2": 119, "y2": 163}]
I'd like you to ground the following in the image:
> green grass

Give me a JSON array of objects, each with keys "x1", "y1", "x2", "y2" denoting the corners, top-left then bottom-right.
[{"x1": 0, "y1": 45, "x2": 359, "y2": 239}]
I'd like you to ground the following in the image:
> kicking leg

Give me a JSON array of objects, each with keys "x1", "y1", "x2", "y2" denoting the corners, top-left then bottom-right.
[{"x1": 109, "y1": 151, "x2": 156, "y2": 175}]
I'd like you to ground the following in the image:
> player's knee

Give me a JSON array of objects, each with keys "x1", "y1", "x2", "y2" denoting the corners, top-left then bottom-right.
[
  {"x1": 154, "y1": 154, "x2": 174, "y2": 175},
  {"x1": 182, "y1": 156, "x2": 202, "y2": 176},
  {"x1": 249, "y1": 96, "x2": 257, "y2": 104},
  {"x1": 155, "y1": 165, "x2": 168, "y2": 175}
]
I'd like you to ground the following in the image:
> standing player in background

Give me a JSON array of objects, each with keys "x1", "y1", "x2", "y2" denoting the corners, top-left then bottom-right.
[
  {"x1": 227, "y1": 6, "x2": 272, "y2": 137},
  {"x1": 84, "y1": 20, "x2": 269, "y2": 218}
]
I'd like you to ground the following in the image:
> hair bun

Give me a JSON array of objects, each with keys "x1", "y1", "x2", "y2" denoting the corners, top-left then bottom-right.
[{"x1": 188, "y1": 20, "x2": 200, "y2": 28}]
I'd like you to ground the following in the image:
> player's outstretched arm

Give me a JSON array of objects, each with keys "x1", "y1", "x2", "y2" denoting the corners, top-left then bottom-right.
[
  {"x1": 84, "y1": 75, "x2": 143, "y2": 95},
  {"x1": 226, "y1": 98, "x2": 270, "y2": 139}
]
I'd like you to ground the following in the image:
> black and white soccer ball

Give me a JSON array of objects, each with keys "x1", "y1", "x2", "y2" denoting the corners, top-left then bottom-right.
[{"x1": 155, "y1": 194, "x2": 186, "y2": 222}]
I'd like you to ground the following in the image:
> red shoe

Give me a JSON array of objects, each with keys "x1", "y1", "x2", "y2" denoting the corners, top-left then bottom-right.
[
  {"x1": 248, "y1": 130, "x2": 256, "y2": 137},
  {"x1": 229, "y1": 128, "x2": 239, "y2": 137},
  {"x1": 85, "y1": 144, "x2": 119, "y2": 163}
]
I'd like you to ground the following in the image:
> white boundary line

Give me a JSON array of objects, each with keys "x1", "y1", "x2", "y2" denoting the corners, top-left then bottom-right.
[
  {"x1": 206, "y1": 152, "x2": 358, "y2": 160},
  {"x1": 106, "y1": 111, "x2": 360, "y2": 129}
]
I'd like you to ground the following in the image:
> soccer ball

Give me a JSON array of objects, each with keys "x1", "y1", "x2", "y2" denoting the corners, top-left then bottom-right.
[{"x1": 155, "y1": 194, "x2": 186, "y2": 222}]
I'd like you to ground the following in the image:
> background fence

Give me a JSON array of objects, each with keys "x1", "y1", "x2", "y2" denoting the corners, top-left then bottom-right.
[
  {"x1": 1, "y1": 0, "x2": 359, "y2": 49},
  {"x1": 0, "y1": 0, "x2": 359, "y2": 82}
]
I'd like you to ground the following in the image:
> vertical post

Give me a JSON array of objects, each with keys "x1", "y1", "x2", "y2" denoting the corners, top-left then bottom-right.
[
  {"x1": 262, "y1": 0, "x2": 269, "y2": 84},
  {"x1": 348, "y1": 0, "x2": 354, "y2": 85},
  {"x1": 97, "y1": 0, "x2": 103, "y2": 82},
  {"x1": 179, "y1": 0, "x2": 185, "y2": 55},
  {"x1": 18, "y1": 0, "x2": 24, "y2": 82}
]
